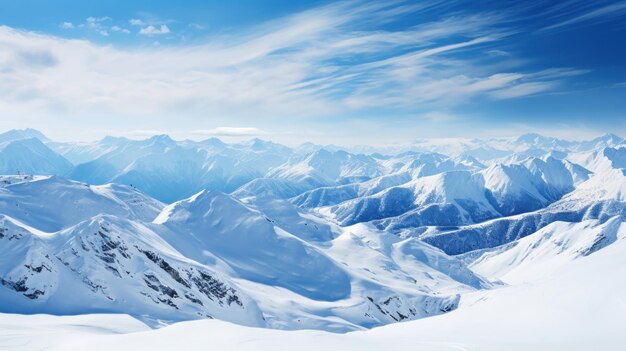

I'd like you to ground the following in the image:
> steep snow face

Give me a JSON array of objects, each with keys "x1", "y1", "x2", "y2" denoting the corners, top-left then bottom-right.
[
  {"x1": 574, "y1": 133, "x2": 624, "y2": 152},
  {"x1": 242, "y1": 197, "x2": 337, "y2": 242},
  {"x1": 155, "y1": 190, "x2": 352, "y2": 301},
  {"x1": 290, "y1": 172, "x2": 412, "y2": 209},
  {"x1": 395, "y1": 152, "x2": 485, "y2": 177},
  {"x1": 227, "y1": 221, "x2": 489, "y2": 331},
  {"x1": 570, "y1": 146, "x2": 626, "y2": 173},
  {"x1": 267, "y1": 149, "x2": 382, "y2": 189},
  {"x1": 0, "y1": 215, "x2": 265, "y2": 327},
  {"x1": 153, "y1": 190, "x2": 492, "y2": 330},
  {"x1": 68, "y1": 135, "x2": 211, "y2": 202},
  {"x1": 557, "y1": 167, "x2": 626, "y2": 204},
  {"x1": 0, "y1": 176, "x2": 163, "y2": 232},
  {"x1": 470, "y1": 217, "x2": 626, "y2": 284},
  {"x1": 289, "y1": 152, "x2": 485, "y2": 210},
  {"x1": 370, "y1": 172, "x2": 499, "y2": 231},
  {"x1": 421, "y1": 161, "x2": 625, "y2": 255},
  {"x1": 480, "y1": 158, "x2": 573, "y2": 216},
  {"x1": 50, "y1": 136, "x2": 132, "y2": 165},
  {"x1": 231, "y1": 177, "x2": 309, "y2": 200},
  {"x1": 0, "y1": 138, "x2": 72, "y2": 176},
  {"x1": 110, "y1": 146, "x2": 211, "y2": 203}
]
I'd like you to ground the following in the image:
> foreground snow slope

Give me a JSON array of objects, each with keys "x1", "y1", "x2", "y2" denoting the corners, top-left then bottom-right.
[
  {"x1": 3, "y1": 219, "x2": 624, "y2": 350},
  {"x1": 470, "y1": 217, "x2": 626, "y2": 284}
]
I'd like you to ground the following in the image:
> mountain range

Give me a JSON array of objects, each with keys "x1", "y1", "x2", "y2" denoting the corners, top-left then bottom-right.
[{"x1": 0, "y1": 128, "x2": 624, "y2": 338}]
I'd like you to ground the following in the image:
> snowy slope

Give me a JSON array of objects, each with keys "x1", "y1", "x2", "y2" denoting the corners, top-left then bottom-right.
[
  {"x1": 470, "y1": 217, "x2": 625, "y2": 284},
  {"x1": 290, "y1": 152, "x2": 483, "y2": 209},
  {"x1": 0, "y1": 176, "x2": 163, "y2": 232},
  {"x1": 0, "y1": 173, "x2": 494, "y2": 331},
  {"x1": 154, "y1": 189, "x2": 352, "y2": 302},
  {"x1": 0, "y1": 138, "x2": 72, "y2": 176},
  {"x1": 0, "y1": 214, "x2": 265, "y2": 327},
  {"x1": 266, "y1": 149, "x2": 382, "y2": 190},
  {"x1": 0, "y1": 128, "x2": 50, "y2": 143},
  {"x1": 421, "y1": 162, "x2": 625, "y2": 255},
  {"x1": 2, "y1": 129, "x2": 626, "y2": 342},
  {"x1": 67, "y1": 135, "x2": 293, "y2": 202},
  {"x1": 7, "y1": 217, "x2": 625, "y2": 350},
  {"x1": 322, "y1": 157, "x2": 586, "y2": 230}
]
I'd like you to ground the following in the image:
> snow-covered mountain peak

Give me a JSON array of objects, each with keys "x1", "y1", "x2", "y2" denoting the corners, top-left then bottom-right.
[
  {"x1": 0, "y1": 212, "x2": 266, "y2": 327},
  {"x1": 0, "y1": 176, "x2": 163, "y2": 232},
  {"x1": 154, "y1": 189, "x2": 255, "y2": 226},
  {"x1": 0, "y1": 138, "x2": 72, "y2": 176},
  {"x1": 0, "y1": 128, "x2": 49, "y2": 143},
  {"x1": 100, "y1": 135, "x2": 130, "y2": 144},
  {"x1": 146, "y1": 134, "x2": 177, "y2": 147},
  {"x1": 197, "y1": 137, "x2": 227, "y2": 150}
]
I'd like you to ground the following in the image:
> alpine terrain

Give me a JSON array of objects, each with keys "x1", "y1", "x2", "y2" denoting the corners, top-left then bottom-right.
[{"x1": 0, "y1": 129, "x2": 624, "y2": 350}]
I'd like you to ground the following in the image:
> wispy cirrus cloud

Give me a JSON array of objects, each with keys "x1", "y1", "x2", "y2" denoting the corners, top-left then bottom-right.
[
  {"x1": 541, "y1": 1, "x2": 626, "y2": 31},
  {"x1": 0, "y1": 0, "x2": 589, "y2": 125}
]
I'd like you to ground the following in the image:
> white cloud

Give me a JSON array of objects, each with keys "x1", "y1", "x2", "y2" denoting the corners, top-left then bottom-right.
[
  {"x1": 110, "y1": 26, "x2": 130, "y2": 34},
  {"x1": 193, "y1": 127, "x2": 268, "y2": 137},
  {"x1": 490, "y1": 82, "x2": 556, "y2": 99},
  {"x1": 189, "y1": 23, "x2": 206, "y2": 30},
  {"x1": 486, "y1": 49, "x2": 510, "y2": 57},
  {"x1": 139, "y1": 25, "x2": 171, "y2": 36},
  {"x1": 85, "y1": 16, "x2": 110, "y2": 29},
  {"x1": 0, "y1": 1, "x2": 585, "y2": 126},
  {"x1": 542, "y1": 1, "x2": 626, "y2": 31},
  {"x1": 60, "y1": 22, "x2": 74, "y2": 29},
  {"x1": 129, "y1": 19, "x2": 146, "y2": 26}
]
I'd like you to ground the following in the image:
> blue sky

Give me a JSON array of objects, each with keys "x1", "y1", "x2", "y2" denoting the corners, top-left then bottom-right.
[{"x1": 0, "y1": 0, "x2": 625, "y2": 145}]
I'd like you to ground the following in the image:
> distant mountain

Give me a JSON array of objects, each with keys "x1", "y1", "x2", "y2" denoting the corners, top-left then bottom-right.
[
  {"x1": 266, "y1": 149, "x2": 382, "y2": 189},
  {"x1": 421, "y1": 149, "x2": 625, "y2": 255},
  {"x1": 322, "y1": 156, "x2": 587, "y2": 230},
  {"x1": 286, "y1": 151, "x2": 483, "y2": 208},
  {"x1": 0, "y1": 128, "x2": 621, "y2": 205},
  {"x1": 0, "y1": 138, "x2": 72, "y2": 176},
  {"x1": 66, "y1": 135, "x2": 293, "y2": 202},
  {"x1": 0, "y1": 128, "x2": 49, "y2": 143}
]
